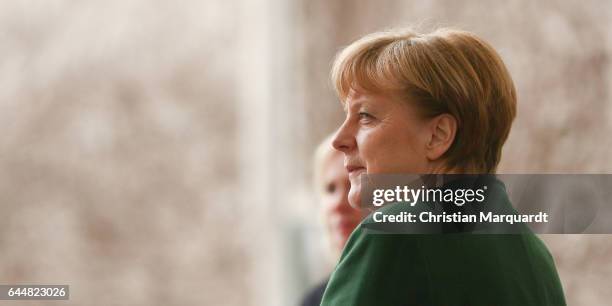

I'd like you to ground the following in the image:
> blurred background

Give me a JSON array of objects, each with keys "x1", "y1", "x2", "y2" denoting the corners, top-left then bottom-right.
[{"x1": 0, "y1": 0, "x2": 610, "y2": 305}]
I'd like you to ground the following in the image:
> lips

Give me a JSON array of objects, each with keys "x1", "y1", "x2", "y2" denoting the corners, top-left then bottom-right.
[
  {"x1": 345, "y1": 165, "x2": 366, "y2": 173},
  {"x1": 345, "y1": 164, "x2": 366, "y2": 182}
]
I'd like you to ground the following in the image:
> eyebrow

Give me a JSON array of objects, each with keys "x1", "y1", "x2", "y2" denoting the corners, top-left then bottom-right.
[
  {"x1": 341, "y1": 101, "x2": 348, "y2": 113},
  {"x1": 343, "y1": 100, "x2": 362, "y2": 113}
]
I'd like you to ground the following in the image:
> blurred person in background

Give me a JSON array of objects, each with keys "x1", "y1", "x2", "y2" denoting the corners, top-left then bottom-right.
[
  {"x1": 300, "y1": 134, "x2": 364, "y2": 306},
  {"x1": 321, "y1": 27, "x2": 566, "y2": 306}
]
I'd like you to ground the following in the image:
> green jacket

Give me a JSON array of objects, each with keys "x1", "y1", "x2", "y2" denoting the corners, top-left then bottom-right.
[{"x1": 320, "y1": 178, "x2": 566, "y2": 306}]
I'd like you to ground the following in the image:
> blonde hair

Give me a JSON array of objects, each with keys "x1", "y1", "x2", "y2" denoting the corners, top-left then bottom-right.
[
  {"x1": 331, "y1": 28, "x2": 517, "y2": 173},
  {"x1": 313, "y1": 134, "x2": 341, "y2": 196}
]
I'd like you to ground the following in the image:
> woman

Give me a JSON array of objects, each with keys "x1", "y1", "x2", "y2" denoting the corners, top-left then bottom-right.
[
  {"x1": 301, "y1": 135, "x2": 364, "y2": 306},
  {"x1": 315, "y1": 134, "x2": 364, "y2": 258},
  {"x1": 320, "y1": 28, "x2": 566, "y2": 305}
]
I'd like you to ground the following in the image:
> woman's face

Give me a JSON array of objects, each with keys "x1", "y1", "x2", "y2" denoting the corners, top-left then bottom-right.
[
  {"x1": 332, "y1": 89, "x2": 432, "y2": 208},
  {"x1": 320, "y1": 152, "x2": 362, "y2": 253}
]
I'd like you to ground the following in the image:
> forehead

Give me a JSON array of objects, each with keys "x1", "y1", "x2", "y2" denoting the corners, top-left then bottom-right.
[
  {"x1": 343, "y1": 89, "x2": 396, "y2": 111},
  {"x1": 322, "y1": 153, "x2": 347, "y2": 179},
  {"x1": 323, "y1": 150, "x2": 344, "y2": 167}
]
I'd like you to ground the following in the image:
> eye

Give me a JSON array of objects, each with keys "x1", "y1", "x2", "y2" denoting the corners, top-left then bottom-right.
[
  {"x1": 358, "y1": 112, "x2": 375, "y2": 123},
  {"x1": 326, "y1": 182, "x2": 337, "y2": 194}
]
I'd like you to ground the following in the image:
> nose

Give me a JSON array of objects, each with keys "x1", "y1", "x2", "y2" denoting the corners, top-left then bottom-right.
[{"x1": 332, "y1": 119, "x2": 356, "y2": 153}]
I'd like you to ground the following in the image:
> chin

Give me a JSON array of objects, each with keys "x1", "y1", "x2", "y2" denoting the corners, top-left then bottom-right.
[
  {"x1": 348, "y1": 194, "x2": 361, "y2": 209},
  {"x1": 348, "y1": 184, "x2": 361, "y2": 208}
]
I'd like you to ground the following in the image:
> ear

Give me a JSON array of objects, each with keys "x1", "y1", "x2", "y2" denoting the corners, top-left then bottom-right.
[{"x1": 425, "y1": 114, "x2": 457, "y2": 161}]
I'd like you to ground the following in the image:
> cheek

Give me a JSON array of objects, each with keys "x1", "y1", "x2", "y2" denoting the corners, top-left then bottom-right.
[
  {"x1": 357, "y1": 125, "x2": 427, "y2": 173},
  {"x1": 355, "y1": 129, "x2": 385, "y2": 169},
  {"x1": 321, "y1": 197, "x2": 335, "y2": 212},
  {"x1": 321, "y1": 199, "x2": 336, "y2": 225},
  {"x1": 390, "y1": 135, "x2": 427, "y2": 171},
  {"x1": 356, "y1": 128, "x2": 405, "y2": 171}
]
